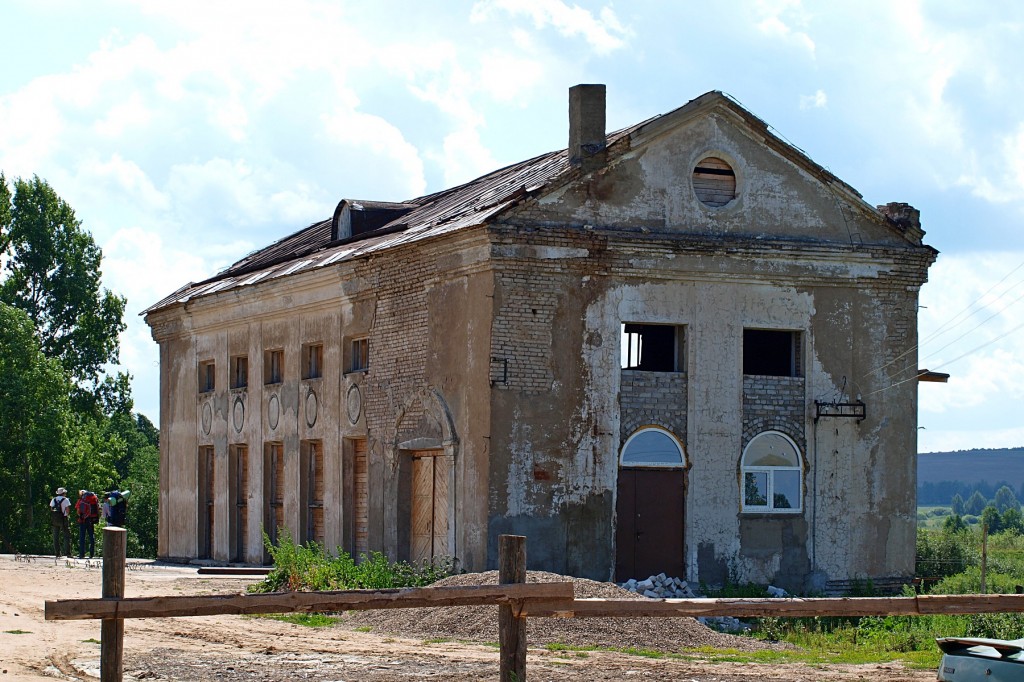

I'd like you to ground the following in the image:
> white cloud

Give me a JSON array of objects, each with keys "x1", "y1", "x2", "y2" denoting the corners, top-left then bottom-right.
[
  {"x1": 320, "y1": 109, "x2": 427, "y2": 199},
  {"x1": 754, "y1": 0, "x2": 815, "y2": 57},
  {"x1": 958, "y1": 122, "x2": 1024, "y2": 203},
  {"x1": 471, "y1": 0, "x2": 630, "y2": 54},
  {"x1": 435, "y1": 128, "x2": 500, "y2": 188},
  {"x1": 799, "y1": 90, "x2": 827, "y2": 110},
  {"x1": 918, "y1": 252, "x2": 1024, "y2": 417}
]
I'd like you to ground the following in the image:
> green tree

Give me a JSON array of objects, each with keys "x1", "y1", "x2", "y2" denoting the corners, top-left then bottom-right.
[
  {"x1": 966, "y1": 490, "x2": 987, "y2": 516},
  {"x1": 994, "y1": 485, "x2": 1019, "y2": 514},
  {"x1": 0, "y1": 303, "x2": 74, "y2": 551},
  {"x1": 943, "y1": 513, "x2": 967, "y2": 533},
  {"x1": 981, "y1": 505, "x2": 1002, "y2": 534},
  {"x1": 1001, "y1": 507, "x2": 1023, "y2": 535},
  {"x1": 0, "y1": 174, "x2": 126, "y2": 392},
  {"x1": 951, "y1": 493, "x2": 965, "y2": 516}
]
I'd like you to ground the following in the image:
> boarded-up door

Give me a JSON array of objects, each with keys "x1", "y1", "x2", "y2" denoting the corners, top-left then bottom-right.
[
  {"x1": 233, "y1": 446, "x2": 248, "y2": 562},
  {"x1": 305, "y1": 441, "x2": 324, "y2": 545},
  {"x1": 265, "y1": 443, "x2": 284, "y2": 546},
  {"x1": 353, "y1": 439, "x2": 368, "y2": 558},
  {"x1": 200, "y1": 446, "x2": 215, "y2": 559},
  {"x1": 615, "y1": 469, "x2": 685, "y2": 581},
  {"x1": 410, "y1": 450, "x2": 448, "y2": 563}
]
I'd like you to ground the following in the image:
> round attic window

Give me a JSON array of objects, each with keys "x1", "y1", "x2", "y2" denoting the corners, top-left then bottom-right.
[{"x1": 692, "y1": 156, "x2": 737, "y2": 207}]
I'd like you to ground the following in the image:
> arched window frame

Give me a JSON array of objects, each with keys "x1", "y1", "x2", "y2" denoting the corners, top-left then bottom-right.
[
  {"x1": 741, "y1": 431, "x2": 803, "y2": 513},
  {"x1": 619, "y1": 426, "x2": 686, "y2": 469}
]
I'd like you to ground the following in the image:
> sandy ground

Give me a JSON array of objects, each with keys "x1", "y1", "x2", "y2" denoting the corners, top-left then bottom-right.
[{"x1": 0, "y1": 554, "x2": 939, "y2": 681}]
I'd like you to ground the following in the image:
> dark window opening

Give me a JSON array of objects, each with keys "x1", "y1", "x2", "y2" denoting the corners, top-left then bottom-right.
[
  {"x1": 231, "y1": 356, "x2": 248, "y2": 389},
  {"x1": 302, "y1": 344, "x2": 323, "y2": 380},
  {"x1": 743, "y1": 329, "x2": 801, "y2": 377},
  {"x1": 349, "y1": 338, "x2": 369, "y2": 372},
  {"x1": 264, "y1": 349, "x2": 283, "y2": 385},
  {"x1": 199, "y1": 361, "x2": 215, "y2": 393},
  {"x1": 621, "y1": 324, "x2": 683, "y2": 372}
]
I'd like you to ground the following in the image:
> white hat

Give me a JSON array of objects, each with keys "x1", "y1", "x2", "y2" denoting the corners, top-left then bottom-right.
[{"x1": 56, "y1": 487, "x2": 67, "y2": 495}]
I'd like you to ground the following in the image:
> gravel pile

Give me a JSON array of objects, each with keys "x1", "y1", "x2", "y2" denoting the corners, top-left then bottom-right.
[{"x1": 345, "y1": 570, "x2": 781, "y2": 653}]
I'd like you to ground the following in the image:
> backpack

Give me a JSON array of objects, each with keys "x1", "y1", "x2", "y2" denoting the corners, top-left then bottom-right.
[
  {"x1": 77, "y1": 493, "x2": 100, "y2": 522},
  {"x1": 108, "y1": 491, "x2": 127, "y2": 527},
  {"x1": 50, "y1": 496, "x2": 66, "y2": 524}
]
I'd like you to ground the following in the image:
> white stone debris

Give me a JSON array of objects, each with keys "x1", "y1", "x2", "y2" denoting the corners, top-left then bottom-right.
[{"x1": 619, "y1": 574, "x2": 757, "y2": 633}]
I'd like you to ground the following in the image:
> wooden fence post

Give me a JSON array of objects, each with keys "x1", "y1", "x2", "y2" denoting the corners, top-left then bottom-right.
[
  {"x1": 499, "y1": 534, "x2": 526, "y2": 682},
  {"x1": 101, "y1": 526, "x2": 126, "y2": 682}
]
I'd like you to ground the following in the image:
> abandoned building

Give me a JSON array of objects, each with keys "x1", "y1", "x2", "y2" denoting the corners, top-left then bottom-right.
[{"x1": 144, "y1": 85, "x2": 936, "y2": 593}]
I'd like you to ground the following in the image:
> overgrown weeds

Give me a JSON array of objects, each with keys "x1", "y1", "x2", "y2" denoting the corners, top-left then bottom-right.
[{"x1": 248, "y1": 529, "x2": 457, "y2": 594}]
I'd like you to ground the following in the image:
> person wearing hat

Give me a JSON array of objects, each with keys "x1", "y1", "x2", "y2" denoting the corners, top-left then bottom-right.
[{"x1": 49, "y1": 487, "x2": 72, "y2": 558}]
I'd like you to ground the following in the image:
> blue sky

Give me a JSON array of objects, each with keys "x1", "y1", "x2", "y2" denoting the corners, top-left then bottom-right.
[{"x1": 2, "y1": 0, "x2": 1023, "y2": 453}]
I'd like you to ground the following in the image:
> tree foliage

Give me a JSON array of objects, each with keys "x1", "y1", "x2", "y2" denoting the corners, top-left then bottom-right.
[
  {"x1": 0, "y1": 173, "x2": 158, "y2": 556},
  {"x1": 0, "y1": 174, "x2": 126, "y2": 392},
  {"x1": 0, "y1": 303, "x2": 73, "y2": 551}
]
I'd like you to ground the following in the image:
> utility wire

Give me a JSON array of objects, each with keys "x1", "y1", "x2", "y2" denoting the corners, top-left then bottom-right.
[{"x1": 861, "y1": 257, "x2": 1024, "y2": 387}]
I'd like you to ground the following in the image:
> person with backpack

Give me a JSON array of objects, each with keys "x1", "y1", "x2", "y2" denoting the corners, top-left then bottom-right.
[
  {"x1": 49, "y1": 487, "x2": 71, "y2": 558},
  {"x1": 105, "y1": 489, "x2": 129, "y2": 528},
  {"x1": 75, "y1": 490, "x2": 100, "y2": 559}
]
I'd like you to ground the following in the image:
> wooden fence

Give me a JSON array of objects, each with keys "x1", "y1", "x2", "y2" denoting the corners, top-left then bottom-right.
[{"x1": 46, "y1": 529, "x2": 1024, "y2": 682}]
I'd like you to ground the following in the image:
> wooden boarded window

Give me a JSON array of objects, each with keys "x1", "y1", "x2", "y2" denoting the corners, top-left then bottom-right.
[
  {"x1": 349, "y1": 337, "x2": 369, "y2": 372},
  {"x1": 264, "y1": 442, "x2": 284, "y2": 545},
  {"x1": 231, "y1": 445, "x2": 248, "y2": 562},
  {"x1": 302, "y1": 344, "x2": 323, "y2": 380},
  {"x1": 199, "y1": 446, "x2": 215, "y2": 558},
  {"x1": 303, "y1": 440, "x2": 324, "y2": 545},
  {"x1": 199, "y1": 360, "x2": 215, "y2": 393},
  {"x1": 410, "y1": 450, "x2": 449, "y2": 563},
  {"x1": 230, "y1": 356, "x2": 248, "y2": 389},
  {"x1": 264, "y1": 349, "x2": 283, "y2": 385},
  {"x1": 692, "y1": 156, "x2": 736, "y2": 207},
  {"x1": 354, "y1": 439, "x2": 368, "y2": 558}
]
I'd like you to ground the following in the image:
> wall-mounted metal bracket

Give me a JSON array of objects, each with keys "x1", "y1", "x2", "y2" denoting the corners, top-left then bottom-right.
[{"x1": 814, "y1": 400, "x2": 866, "y2": 423}]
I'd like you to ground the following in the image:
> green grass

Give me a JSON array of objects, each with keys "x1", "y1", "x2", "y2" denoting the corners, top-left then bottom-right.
[
  {"x1": 3, "y1": 629, "x2": 30, "y2": 634},
  {"x1": 353, "y1": 625, "x2": 372, "y2": 633},
  {"x1": 82, "y1": 637, "x2": 101, "y2": 644},
  {"x1": 263, "y1": 612, "x2": 340, "y2": 627}
]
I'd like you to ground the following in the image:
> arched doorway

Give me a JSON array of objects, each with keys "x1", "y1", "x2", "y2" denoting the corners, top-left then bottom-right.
[{"x1": 615, "y1": 427, "x2": 686, "y2": 581}]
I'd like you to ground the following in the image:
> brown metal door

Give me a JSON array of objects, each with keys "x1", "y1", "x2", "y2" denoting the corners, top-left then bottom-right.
[
  {"x1": 615, "y1": 468, "x2": 685, "y2": 581},
  {"x1": 410, "y1": 451, "x2": 448, "y2": 563}
]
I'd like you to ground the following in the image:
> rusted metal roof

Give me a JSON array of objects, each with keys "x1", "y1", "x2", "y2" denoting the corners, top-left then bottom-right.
[{"x1": 143, "y1": 91, "x2": 880, "y2": 316}]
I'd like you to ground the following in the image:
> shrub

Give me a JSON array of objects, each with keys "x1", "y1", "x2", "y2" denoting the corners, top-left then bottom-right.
[{"x1": 249, "y1": 529, "x2": 457, "y2": 594}]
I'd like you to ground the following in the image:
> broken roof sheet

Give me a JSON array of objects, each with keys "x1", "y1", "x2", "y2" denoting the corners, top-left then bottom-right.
[{"x1": 143, "y1": 91, "x2": 878, "y2": 316}]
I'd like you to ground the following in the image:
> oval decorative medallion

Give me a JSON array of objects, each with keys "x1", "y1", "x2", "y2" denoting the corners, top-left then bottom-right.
[
  {"x1": 233, "y1": 396, "x2": 245, "y2": 433},
  {"x1": 346, "y1": 384, "x2": 362, "y2": 425},
  {"x1": 201, "y1": 401, "x2": 213, "y2": 435},
  {"x1": 267, "y1": 393, "x2": 280, "y2": 430},
  {"x1": 305, "y1": 389, "x2": 318, "y2": 428}
]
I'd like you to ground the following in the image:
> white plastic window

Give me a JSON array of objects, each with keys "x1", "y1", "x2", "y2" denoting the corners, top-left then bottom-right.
[
  {"x1": 741, "y1": 431, "x2": 802, "y2": 513},
  {"x1": 620, "y1": 427, "x2": 685, "y2": 467}
]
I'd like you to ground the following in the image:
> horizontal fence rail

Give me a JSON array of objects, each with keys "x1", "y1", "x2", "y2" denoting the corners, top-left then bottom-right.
[
  {"x1": 46, "y1": 582, "x2": 572, "y2": 621},
  {"x1": 523, "y1": 593, "x2": 1024, "y2": 618},
  {"x1": 42, "y1": 530, "x2": 1024, "y2": 682}
]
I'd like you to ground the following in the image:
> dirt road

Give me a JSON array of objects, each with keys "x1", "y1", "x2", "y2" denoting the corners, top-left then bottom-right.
[{"x1": 0, "y1": 554, "x2": 936, "y2": 681}]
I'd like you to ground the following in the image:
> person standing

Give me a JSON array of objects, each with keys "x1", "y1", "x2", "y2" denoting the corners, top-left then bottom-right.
[
  {"x1": 75, "y1": 490, "x2": 100, "y2": 559},
  {"x1": 49, "y1": 487, "x2": 71, "y2": 558}
]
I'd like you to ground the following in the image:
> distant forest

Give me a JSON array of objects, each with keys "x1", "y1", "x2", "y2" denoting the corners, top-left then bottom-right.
[{"x1": 918, "y1": 448, "x2": 1024, "y2": 506}]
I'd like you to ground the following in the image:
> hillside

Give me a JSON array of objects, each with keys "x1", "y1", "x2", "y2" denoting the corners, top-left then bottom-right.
[{"x1": 918, "y1": 448, "x2": 1024, "y2": 505}]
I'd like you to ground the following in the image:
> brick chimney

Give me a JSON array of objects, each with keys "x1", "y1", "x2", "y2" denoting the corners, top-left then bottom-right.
[{"x1": 568, "y1": 84, "x2": 606, "y2": 172}]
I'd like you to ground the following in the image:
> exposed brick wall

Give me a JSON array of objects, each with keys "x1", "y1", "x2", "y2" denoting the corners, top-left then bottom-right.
[
  {"x1": 619, "y1": 370, "x2": 688, "y2": 445},
  {"x1": 742, "y1": 375, "x2": 806, "y2": 451}
]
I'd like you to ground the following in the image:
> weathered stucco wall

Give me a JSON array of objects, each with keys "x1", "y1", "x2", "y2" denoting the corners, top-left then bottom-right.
[{"x1": 148, "y1": 232, "x2": 496, "y2": 571}]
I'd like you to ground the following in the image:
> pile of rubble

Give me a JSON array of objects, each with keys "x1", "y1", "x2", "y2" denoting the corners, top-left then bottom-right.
[
  {"x1": 620, "y1": 573, "x2": 697, "y2": 599},
  {"x1": 619, "y1": 573, "x2": 792, "y2": 634}
]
